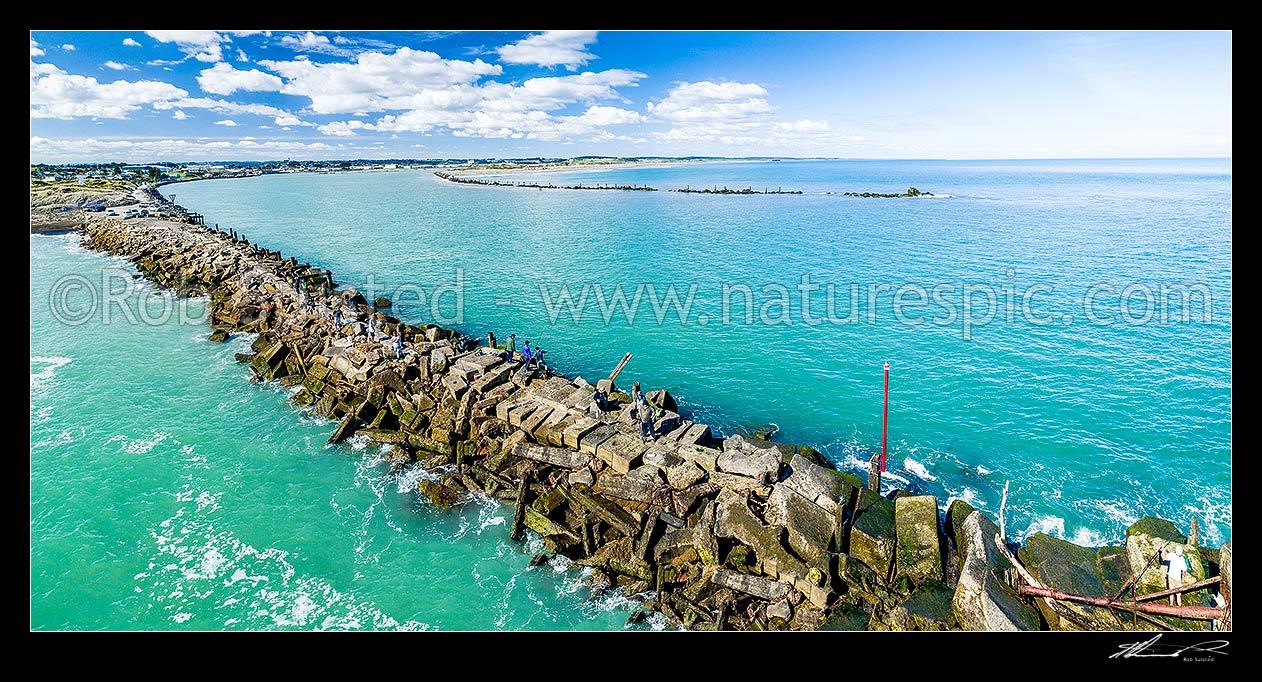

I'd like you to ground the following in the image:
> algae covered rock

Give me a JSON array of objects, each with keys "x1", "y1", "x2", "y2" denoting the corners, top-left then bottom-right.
[
  {"x1": 884, "y1": 579, "x2": 955, "y2": 631},
  {"x1": 764, "y1": 483, "x2": 835, "y2": 562},
  {"x1": 1023, "y1": 532, "x2": 1118, "y2": 629},
  {"x1": 1125, "y1": 516, "x2": 1192, "y2": 594},
  {"x1": 894, "y1": 494, "x2": 942, "y2": 583},
  {"x1": 849, "y1": 489, "x2": 897, "y2": 578}
]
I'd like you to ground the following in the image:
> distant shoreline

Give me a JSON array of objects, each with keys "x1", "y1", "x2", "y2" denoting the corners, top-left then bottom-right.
[{"x1": 442, "y1": 158, "x2": 741, "y2": 179}]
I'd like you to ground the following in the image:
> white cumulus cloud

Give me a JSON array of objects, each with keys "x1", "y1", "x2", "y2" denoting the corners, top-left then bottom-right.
[
  {"x1": 145, "y1": 30, "x2": 230, "y2": 63},
  {"x1": 283, "y1": 31, "x2": 329, "y2": 49},
  {"x1": 30, "y1": 66, "x2": 189, "y2": 119},
  {"x1": 103, "y1": 61, "x2": 132, "y2": 71},
  {"x1": 30, "y1": 135, "x2": 338, "y2": 163},
  {"x1": 259, "y1": 47, "x2": 502, "y2": 114},
  {"x1": 213, "y1": 119, "x2": 239, "y2": 126},
  {"x1": 123, "y1": 37, "x2": 141, "y2": 47},
  {"x1": 31, "y1": 39, "x2": 44, "y2": 56},
  {"x1": 151, "y1": 97, "x2": 308, "y2": 127},
  {"x1": 648, "y1": 81, "x2": 775, "y2": 123},
  {"x1": 172, "y1": 110, "x2": 187, "y2": 120},
  {"x1": 196, "y1": 62, "x2": 283, "y2": 95},
  {"x1": 61, "y1": 44, "x2": 76, "y2": 51},
  {"x1": 496, "y1": 30, "x2": 598, "y2": 70},
  {"x1": 317, "y1": 120, "x2": 368, "y2": 137},
  {"x1": 647, "y1": 80, "x2": 853, "y2": 152}
]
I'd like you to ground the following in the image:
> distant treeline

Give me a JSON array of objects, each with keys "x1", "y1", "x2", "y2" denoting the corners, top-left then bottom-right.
[
  {"x1": 673, "y1": 186, "x2": 803, "y2": 195},
  {"x1": 435, "y1": 171, "x2": 657, "y2": 191}
]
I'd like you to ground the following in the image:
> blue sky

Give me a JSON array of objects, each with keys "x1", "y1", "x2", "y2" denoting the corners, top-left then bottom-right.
[{"x1": 30, "y1": 30, "x2": 1232, "y2": 163}]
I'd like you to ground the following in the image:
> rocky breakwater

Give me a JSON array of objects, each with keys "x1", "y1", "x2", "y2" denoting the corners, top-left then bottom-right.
[{"x1": 79, "y1": 215, "x2": 1230, "y2": 631}]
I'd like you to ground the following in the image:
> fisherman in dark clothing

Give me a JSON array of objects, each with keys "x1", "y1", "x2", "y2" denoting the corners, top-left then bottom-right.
[{"x1": 637, "y1": 400, "x2": 656, "y2": 442}]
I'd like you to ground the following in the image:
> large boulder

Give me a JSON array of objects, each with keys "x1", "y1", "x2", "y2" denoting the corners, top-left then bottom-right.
[
  {"x1": 1022, "y1": 532, "x2": 1117, "y2": 630},
  {"x1": 764, "y1": 483, "x2": 835, "y2": 562},
  {"x1": 711, "y1": 568, "x2": 790, "y2": 601},
  {"x1": 950, "y1": 511, "x2": 1041, "y2": 631},
  {"x1": 713, "y1": 492, "x2": 806, "y2": 579},
  {"x1": 512, "y1": 442, "x2": 593, "y2": 469},
  {"x1": 895, "y1": 495, "x2": 943, "y2": 583},
  {"x1": 1095, "y1": 546, "x2": 1133, "y2": 597},
  {"x1": 716, "y1": 436, "x2": 779, "y2": 482},
  {"x1": 781, "y1": 456, "x2": 848, "y2": 513},
  {"x1": 848, "y1": 489, "x2": 897, "y2": 579},
  {"x1": 645, "y1": 389, "x2": 678, "y2": 413},
  {"x1": 1124, "y1": 516, "x2": 1194, "y2": 595},
  {"x1": 883, "y1": 579, "x2": 955, "y2": 631},
  {"x1": 945, "y1": 498, "x2": 978, "y2": 551}
]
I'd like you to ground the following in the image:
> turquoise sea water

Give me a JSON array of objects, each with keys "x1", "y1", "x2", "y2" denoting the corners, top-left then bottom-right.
[{"x1": 31, "y1": 159, "x2": 1231, "y2": 629}]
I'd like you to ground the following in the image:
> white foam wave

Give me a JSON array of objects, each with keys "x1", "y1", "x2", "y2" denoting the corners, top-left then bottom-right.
[
  {"x1": 1020, "y1": 514, "x2": 1065, "y2": 541},
  {"x1": 902, "y1": 457, "x2": 937, "y2": 482},
  {"x1": 1068, "y1": 527, "x2": 1107, "y2": 548},
  {"x1": 30, "y1": 355, "x2": 72, "y2": 393},
  {"x1": 945, "y1": 486, "x2": 983, "y2": 510},
  {"x1": 119, "y1": 431, "x2": 171, "y2": 455},
  {"x1": 139, "y1": 483, "x2": 432, "y2": 630}
]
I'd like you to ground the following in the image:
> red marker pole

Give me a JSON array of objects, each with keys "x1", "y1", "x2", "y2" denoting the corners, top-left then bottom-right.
[{"x1": 881, "y1": 362, "x2": 890, "y2": 472}]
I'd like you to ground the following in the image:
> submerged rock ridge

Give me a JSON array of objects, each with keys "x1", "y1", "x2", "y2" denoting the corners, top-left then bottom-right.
[{"x1": 78, "y1": 211, "x2": 1229, "y2": 632}]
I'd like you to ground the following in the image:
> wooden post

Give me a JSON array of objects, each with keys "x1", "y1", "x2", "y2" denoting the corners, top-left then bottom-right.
[
  {"x1": 867, "y1": 453, "x2": 881, "y2": 492},
  {"x1": 509, "y1": 469, "x2": 531, "y2": 541},
  {"x1": 608, "y1": 353, "x2": 633, "y2": 382}
]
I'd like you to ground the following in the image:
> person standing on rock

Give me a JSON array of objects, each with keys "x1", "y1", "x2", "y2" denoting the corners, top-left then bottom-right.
[
  {"x1": 638, "y1": 400, "x2": 656, "y2": 443},
  {"x1": 394, "y1": 334, "x2": 404, "y2": 360},
  {"x1": 592, "y1": 386, "x2": 611, "y2": 421},
  {"x1": 1163, "y1": 545, "x2": 1189, "y2": 605},
  {"x1": 507, "y1": 333, "x2": 516, "y2": 357},
  {"x1": 368, "y1": 314, "x2": 377, "y2": 339},
  {"x1": 633, "y1": 382, "x2": 646, "y2": 406},
  {"x1": 333, "y1": 308, "x2": 343, "y2": 329},
  {"x1": 522, "y1": 340, "x2": 533, "y2": 367}
]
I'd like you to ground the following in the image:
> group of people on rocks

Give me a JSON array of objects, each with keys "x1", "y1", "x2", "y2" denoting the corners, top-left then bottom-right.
[
  {"x1": 591, "y1": 381, "x2": 663, "y2": 443},
  {"x1": 328, "y1": 304, "x2": 405, "y2": 360},
  {"x1": 262, "y1": 272, "x2": 672, "y2": 444}
]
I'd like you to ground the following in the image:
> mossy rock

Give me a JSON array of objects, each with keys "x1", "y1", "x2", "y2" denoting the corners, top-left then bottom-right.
[
  {"x1": 290, "y1": 388, "x2": 316, "y2": 407},
  {"x1": 894, "y1": 495, "x2": 942, "y2": 583},
  {"x1": 1096, "y1": 546, "x2": 1133, "y2": 597},
  {"x1": 885, "y1": 579, "x2": 955, "y2": 631},
  {"x1": 724, "y1": 544, "x2": 754, "y2": 570},
  {"x1": 792, "y1": 444, "x2": 834, "y2": 469},
  {"x1": 374, "y1": 296, "x2": 392, "y2": 308},
  {"x1": 944, "y1": 498, "x2": 977, "y2": 551},
  {"x1": 1024, "y1": 532, "x2": 1119, "y2": 630},
  {"x1": 1126, "y1": 516, "x2": 1186, "y2": 543},
  {"x1": 849, "y1": 488, "x2": 897, "y2": 578},
  {"x1": 1025, "y1": 532, "x2": 1106, "y2": 596},
  {"x1": 418, "y1": 478, "x2": 465, "y2": 510},
  {"x1": 822, "y1": 603, "x2": 871, "y2": 631},
  {"x1": 830, "y1": 470, "x2": 863, "y2": 494}
]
